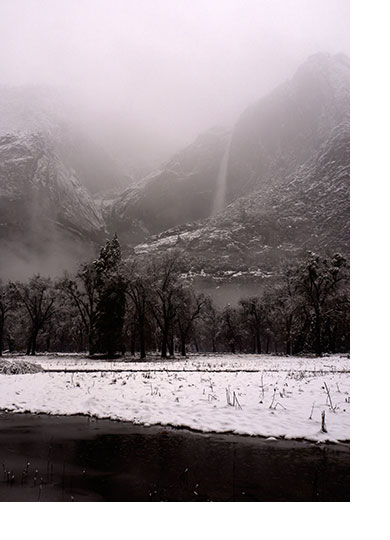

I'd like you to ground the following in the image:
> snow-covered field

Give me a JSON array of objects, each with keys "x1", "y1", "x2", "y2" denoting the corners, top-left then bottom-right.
[{"x1": 0, "y1": 354, "x2": 350, "y2": 442}]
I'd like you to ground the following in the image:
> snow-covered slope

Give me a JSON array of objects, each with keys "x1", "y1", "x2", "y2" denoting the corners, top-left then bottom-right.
[
  {"x1": 226, "y1": 53, "x2": 349, "y2": 197},
  {"x1": 0, "y1": 86, "x2": 122, "y2": 194},
  {"x1": 0, "y1": 131, "x2": 108, "y2": 277},
  {"x1": 0, "y1": 132, "x2": 105, "y2": 237},
  {"x1": 105, "y1": 126, "x2": 231, "y2": 244},
  {"x1": 0, "y1": 54, "x2": 349, "y2": 279},
  {"x1": 134, "y1": 116, "x2": 349, "y2": 274},
  {"x1": 0, "y1": 87, "x2": 117, "y2": 277},
  {"x1": 114, "y1": 53, "x2": 349, "y2": 271}
]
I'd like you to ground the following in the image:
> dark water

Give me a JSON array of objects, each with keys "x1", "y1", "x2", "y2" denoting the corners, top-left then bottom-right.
[{"x1": 0, "y1": 413, "x2": 349, "y2": 502}]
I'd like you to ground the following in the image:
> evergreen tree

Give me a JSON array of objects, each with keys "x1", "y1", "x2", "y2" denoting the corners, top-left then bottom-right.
[{"x1": 93, "y1": 234, "x2": 127, "y2": 357}]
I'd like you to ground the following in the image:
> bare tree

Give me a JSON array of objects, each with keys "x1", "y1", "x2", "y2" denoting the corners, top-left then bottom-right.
[
  {"x1": 220, "y1": 304, "x2": 242, "y2": 354},
  {"x1": 60, "y1": 263, "x2": 99, "y2": 355},
  {"x1": 124, "y1": 260, "x2": 150, "y2": 359},
  {"x1": 239, "y1": 296, "x2": 265, "y2": 354},
  {"x1": 176, "y1": 286, "x2": 206, "y2": 356},
  {"x1": 296, "y1": 253, "x2": 348, "y2": 356},
  {"x1": 199, "y1": 297, "x2": 220, "y2": 353},
  {"x1": 10, "y1": 276, "x2": 55, "y2": 355},
  {"x1": 148, "y1": 250, "x2": 186, "y2": 358},
  {"x1": 0, "y1": 280, "x2": 12, "y2": 356},
  {"x1": 264, "y1": 268, "x2": 303, "y2": 355}
]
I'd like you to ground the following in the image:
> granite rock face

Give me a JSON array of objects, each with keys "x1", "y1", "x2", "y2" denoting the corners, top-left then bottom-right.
[
  {"x1": 0, "y1": 131, "x2": 106, "y2": 278},
  {"x1": 128, "y1": 54, "x2": 350, "y2": 273},
  {"x1": 0, "y1": 54, "x2": 349, "y2": 279}
]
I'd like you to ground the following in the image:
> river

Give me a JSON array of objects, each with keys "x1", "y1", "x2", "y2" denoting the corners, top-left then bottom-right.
[{"x1": 0, "y1": 413, "x2": 349, "y2": 502}]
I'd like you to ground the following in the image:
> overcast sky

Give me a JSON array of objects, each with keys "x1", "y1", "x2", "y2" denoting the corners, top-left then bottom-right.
[{"x1": 0, "y1": 0, "x2": 349, "y2": 162}]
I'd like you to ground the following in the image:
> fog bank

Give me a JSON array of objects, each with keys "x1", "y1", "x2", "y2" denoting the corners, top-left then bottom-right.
[{"x1": 0, "y1": 0, "x2": 349, "y2": 168}]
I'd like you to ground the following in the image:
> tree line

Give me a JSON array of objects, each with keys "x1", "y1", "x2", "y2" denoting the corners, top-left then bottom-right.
[{"x1": 0, "y1": 235, "x2": 349, "y2": 359}]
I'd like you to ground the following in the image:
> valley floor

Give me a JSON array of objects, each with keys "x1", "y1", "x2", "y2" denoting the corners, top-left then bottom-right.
[{"x1": 0, "y1": 354, "x2": 350, "y2": 443}]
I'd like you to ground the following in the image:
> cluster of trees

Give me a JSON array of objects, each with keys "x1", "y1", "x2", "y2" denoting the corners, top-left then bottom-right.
[{"x1": 0, "y1": 235, "x2": 349, "y2": 358}]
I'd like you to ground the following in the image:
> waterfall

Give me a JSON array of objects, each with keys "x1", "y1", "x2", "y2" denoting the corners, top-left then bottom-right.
[{"x1": 212, "y1": 134, "x2": 232, "y2": 216}]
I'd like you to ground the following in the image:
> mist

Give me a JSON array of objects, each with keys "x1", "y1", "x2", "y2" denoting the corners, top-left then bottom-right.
[{"x1": 0, "y1": 0, "x2": 349, "y2": 170}]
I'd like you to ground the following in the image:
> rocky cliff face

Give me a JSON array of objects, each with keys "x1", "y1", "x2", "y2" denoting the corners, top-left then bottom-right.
[
  {"x1": 0, "y1": 132, "x2": 105, "y2": 239},
  {"x1": 0, "y1": 54, "x2": 349, "y2": 279},
  {"x1": 225, "y1": 53, "x2": 349, "y2": 199},
  {"x1": 0, "y1": 86, "x2": 123, "y2": 194},
  {"x1": 105, "y1": 126, "x2": 231, "y2": 245},
  {"x1": 127, "y1": 53, "x2": 349, "y2": 273},
  {"x1": 0, "y1": 87, "x2": 123, "y2": 277},
  {"x1": 134, "y1": 119, "x2": 349, "y2": 273},
  {"x1": 0, "y1": 109, "x2": 110, "y2": 278}
]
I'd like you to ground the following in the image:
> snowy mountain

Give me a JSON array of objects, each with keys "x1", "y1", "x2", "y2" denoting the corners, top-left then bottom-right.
[
  {"x1": 134, "y1": 120, "x2": 349, "y2": 274},
  {"x1": 0, "y1": 131, "x2": 107, "y2": 278},
  {"x1": 0, "y1": 53, "x2": 349, "y2": 280},
  {"x1": 105, "y1": 126, "x2": 231, "y2": 245},
  {"x1": 125, "y1": 53, "x2": 350, "y2": 274},
  {"x1": 225, "y1": 53, "x2": 349, "y2": 200},
  {"x1": 0, "y1": 88, "x2": 115, "y2": 277},
  {"x1": 0, "y1": 86, "x2": 123, "y2": 194}
]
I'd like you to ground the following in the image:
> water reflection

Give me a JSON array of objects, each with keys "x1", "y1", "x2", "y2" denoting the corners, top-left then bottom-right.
[{"x1": 0, "y1": 414, "x2": 349, "y2": 501}]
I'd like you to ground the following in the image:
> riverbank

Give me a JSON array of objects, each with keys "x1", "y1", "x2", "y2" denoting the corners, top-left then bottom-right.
[{"x1": 0, "y1": 354, "x2": 350, "y2": 442}]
